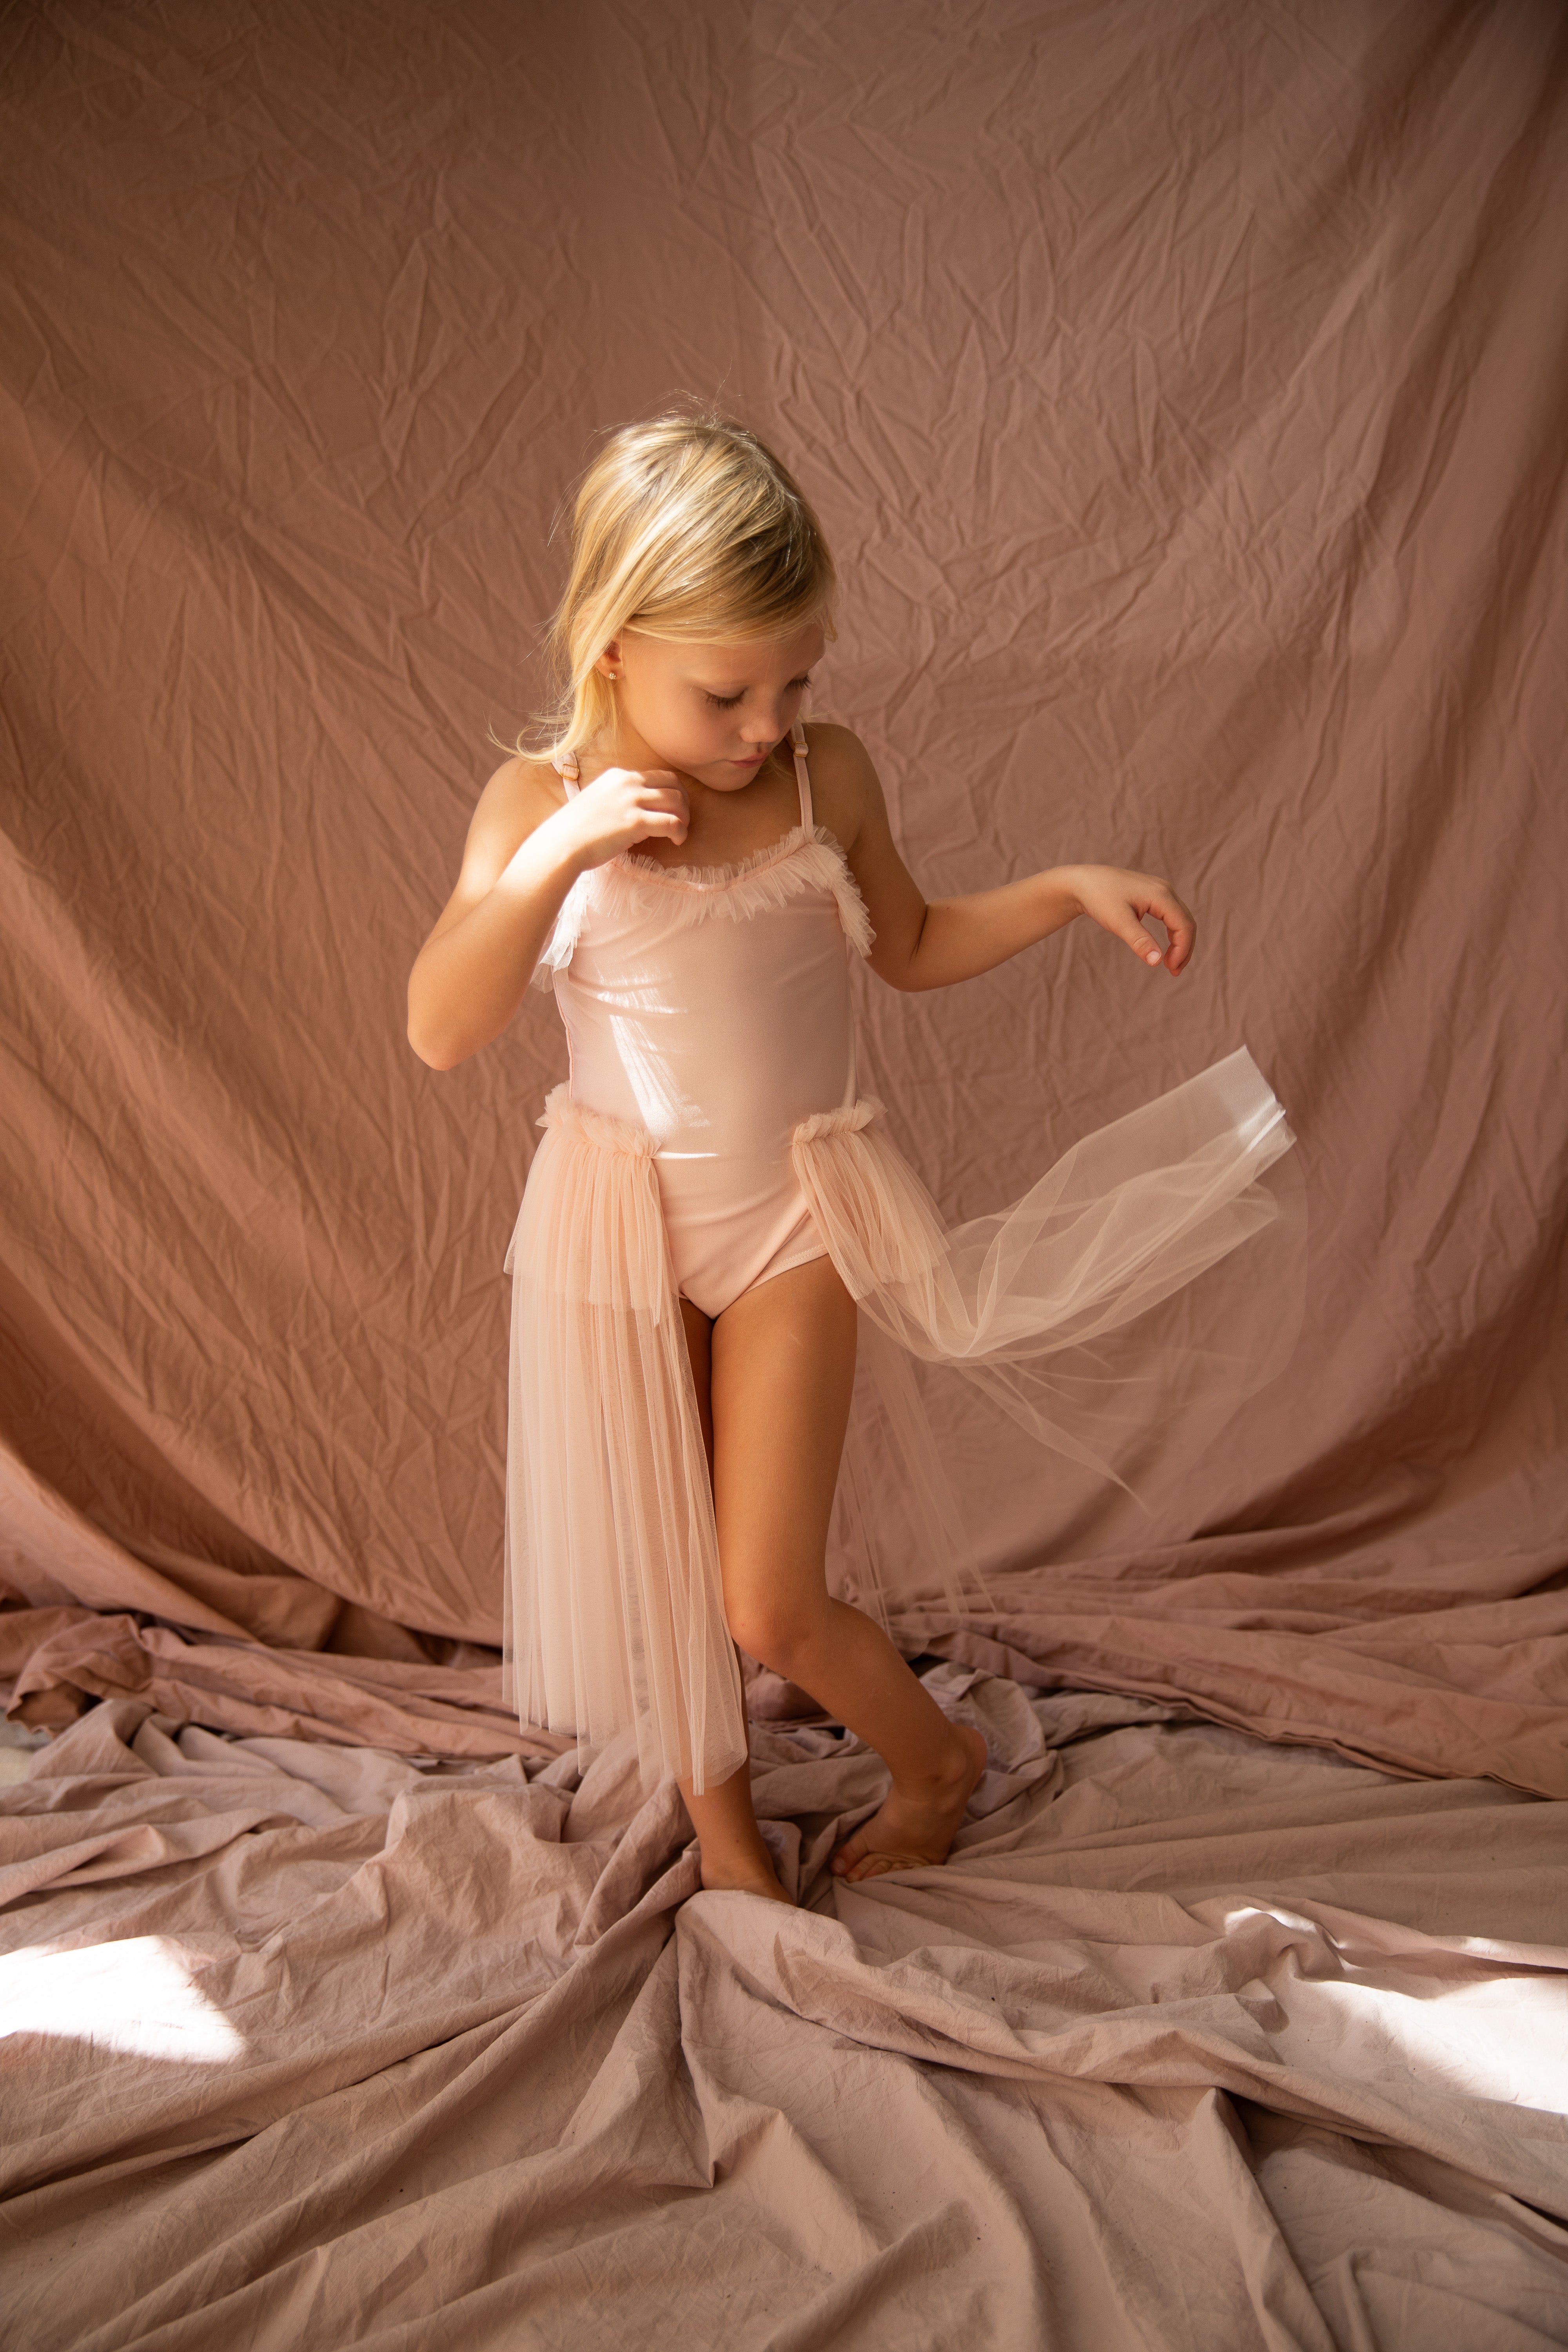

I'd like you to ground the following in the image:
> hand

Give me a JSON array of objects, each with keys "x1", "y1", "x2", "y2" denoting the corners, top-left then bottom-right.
[
  {"x1": 563, "y1": 766, "x2": 689, "y2": 870},
  {"x1": 1065, "y1": 865, "x2": 1196, "y2": 975}
]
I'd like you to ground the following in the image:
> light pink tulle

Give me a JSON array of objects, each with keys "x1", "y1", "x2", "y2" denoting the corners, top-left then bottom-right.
[
  {"x1": 501, "y1": 1089, "x2": 746, "y2": 1793},
  {"x1": 503, "y1": 1049, "x2": 1305, "y2": 1793},
  {"x1": 798, "y1": 1050, "x2": 1306, "y2": 1636}
]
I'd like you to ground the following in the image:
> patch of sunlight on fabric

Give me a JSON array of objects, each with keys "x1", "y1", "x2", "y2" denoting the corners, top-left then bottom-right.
[
  {"x1": 0, "y1": 1936, "x2": 246, "y2": 2062},
  {"x1": 1223, "y1": 1906, "x2": 1567, "y2": 2114}
]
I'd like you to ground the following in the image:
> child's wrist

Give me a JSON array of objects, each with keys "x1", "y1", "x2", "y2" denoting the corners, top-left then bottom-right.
[
  {"x1": 497, "y1": 808, "x2": 589, "y2": 905},
  {"x1": 1042, "y1": 864, "x2": 1088, "y2": 920}
]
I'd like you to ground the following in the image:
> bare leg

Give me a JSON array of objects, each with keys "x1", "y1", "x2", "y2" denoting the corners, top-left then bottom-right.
[
  {"x1": 711, "y1": 1258, "x2": 987, "y2": 1885},
  {"x1": 674, "y1": 1294, "x2": 794, "y2": 1904}
]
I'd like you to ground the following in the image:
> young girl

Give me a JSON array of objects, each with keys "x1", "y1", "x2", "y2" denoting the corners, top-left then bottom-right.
[{"x1": 407, "y1": 412, "x2": 1300, "y2": 1907}]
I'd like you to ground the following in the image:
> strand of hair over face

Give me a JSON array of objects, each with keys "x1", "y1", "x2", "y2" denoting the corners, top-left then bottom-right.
[{"x1": 521, "y1": 410, "x2": 837, "y2": 764}]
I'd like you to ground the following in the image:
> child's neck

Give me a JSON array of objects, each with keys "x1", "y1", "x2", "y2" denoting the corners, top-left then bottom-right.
[{"x1": 591, "y1": 728, "x2": 787, "y2": 815}]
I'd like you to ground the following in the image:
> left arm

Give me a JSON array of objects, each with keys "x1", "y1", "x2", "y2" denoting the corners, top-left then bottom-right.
[{"x1": 817, "y1": 725, "x2": 1195, "y2": 993}]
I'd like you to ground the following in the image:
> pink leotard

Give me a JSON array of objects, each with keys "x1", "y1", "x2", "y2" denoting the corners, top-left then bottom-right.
[{"x1": 540, "y1": 722, "x2": 871, "y2": 1318}]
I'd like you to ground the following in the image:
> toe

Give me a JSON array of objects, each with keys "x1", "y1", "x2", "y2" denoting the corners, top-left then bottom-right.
[
  {"x1": 844, "y1": 1850, "x2": 924, "y2": 1882},
  {"x1": 831, "y1": 1823, "x2": 873, "y2": 1876}
]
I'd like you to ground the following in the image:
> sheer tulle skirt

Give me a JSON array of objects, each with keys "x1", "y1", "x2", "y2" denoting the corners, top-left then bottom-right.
[
  {"x1": 503, "y1": 1050, "x2": 1305, "y2": 1791},
  {"x1": 500, "y1": 1094, "x2": 746, "y2": 1793}
]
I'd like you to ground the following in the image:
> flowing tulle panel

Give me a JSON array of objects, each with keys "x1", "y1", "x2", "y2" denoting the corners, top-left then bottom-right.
[
  {"x1": 501, "y1": 1086, "x2": 746, "y2": 1794},
  {"x1": 794, "y1": 1047, "x2": 1307, "y2": 1496}
]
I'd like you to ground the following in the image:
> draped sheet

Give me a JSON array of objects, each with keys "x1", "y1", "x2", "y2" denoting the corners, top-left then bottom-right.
[
  {"x1": 4, "y1": 0, "x2": 1564, "y2": 1796},
  {"x1": 2, "y1": 0, "x2": 1565, "y2": 1780},
  {"x1": 2, "y1": 2, "x2": 1567, "y2": 2337},
  {"x1": 3, "y1": 1688, "x2": 1566, "y2": 2348}
]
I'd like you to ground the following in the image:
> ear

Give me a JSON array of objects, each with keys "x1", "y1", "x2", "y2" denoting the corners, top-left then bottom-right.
[{"x1": 593, "y1": 637, "x2": 622, "y2": 678}]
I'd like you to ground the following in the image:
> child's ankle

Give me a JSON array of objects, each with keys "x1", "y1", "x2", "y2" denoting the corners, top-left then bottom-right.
[
  {"x1": 895, "y1": 1724, "x2": 985, "y2": 1794},
  {"x1": 696, "y1": 1829, "x2": 774, "y2": 1875}
]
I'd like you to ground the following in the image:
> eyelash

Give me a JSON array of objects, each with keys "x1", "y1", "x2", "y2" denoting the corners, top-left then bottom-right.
[{"x1": 703, "y1": 677, "x2": 811, "y2": 711}]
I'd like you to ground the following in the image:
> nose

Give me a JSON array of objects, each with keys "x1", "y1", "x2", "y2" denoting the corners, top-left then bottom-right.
[{"x1": 741, "y1": 701, "x2": 785, "y2": 745}]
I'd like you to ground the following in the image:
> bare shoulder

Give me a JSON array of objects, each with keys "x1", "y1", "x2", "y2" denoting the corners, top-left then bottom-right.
[
  {"x1": 421, "y1": 752, "x2": 565, "y2": 946},
  {"x1": 459, "y1": 752, "x2": 564, "y2": 880},
  {"x1": 473, "y1": 751, "x2": 563, "y2": 842},
  {"x1": 801, "y1": 721, "x2": 885, "y2": 850}
]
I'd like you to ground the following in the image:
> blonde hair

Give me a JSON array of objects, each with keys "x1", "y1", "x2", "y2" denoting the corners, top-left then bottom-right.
[{"x1": 528, "y1": 410, "x2": 836, "y2": 762}]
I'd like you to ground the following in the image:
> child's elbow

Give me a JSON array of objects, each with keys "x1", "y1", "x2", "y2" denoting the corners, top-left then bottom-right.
[
  {"x1": 407, "y1": 1020, "x2": 456, "y2": 1071},
  {"x1": 867, "y1": 946, "x2": 927, "y2": 993},
  {"x1": 406, "y1": 993, "x2": 465, "y2": 1071},
  {"x1": 866, "y1": 907, "x2": 934, "y2": 992}
]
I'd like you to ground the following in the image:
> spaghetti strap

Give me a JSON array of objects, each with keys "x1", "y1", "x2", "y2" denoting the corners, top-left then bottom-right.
[
  {"x1": 790, "y1": 720, "x2": 813, "y2": 829},
  {"x1": 553, "y1": 749, "x2": 581, "y2": 799}
]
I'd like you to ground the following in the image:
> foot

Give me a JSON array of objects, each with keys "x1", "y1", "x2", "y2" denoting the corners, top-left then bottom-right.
[
  {"x1": 831, "y1": 1724, "x2": 989, "y2": 1883},
  {"x1": 697, "y1": 1851, "x2": 796, "y2": 1906}
]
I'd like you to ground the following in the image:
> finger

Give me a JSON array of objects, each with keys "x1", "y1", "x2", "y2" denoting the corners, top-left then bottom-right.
[
  {"x1": 1163, "y1": 914, "x2": 1196, "y2": 974},
  {"x1": 1141, "y1": 891, "x2": 1196, "y2": 974},
  {"x1": 1113, "y1": 913, "x2": 1167, "y2": 969}
]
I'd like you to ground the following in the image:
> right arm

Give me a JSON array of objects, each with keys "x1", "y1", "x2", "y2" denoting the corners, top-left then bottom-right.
[{"x1": 406, "y1": 757, "x2": 686, "y2": 1070}]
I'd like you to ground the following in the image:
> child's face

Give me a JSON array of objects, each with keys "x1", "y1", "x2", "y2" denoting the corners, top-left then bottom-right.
[{"x1": 601, "y1": 621, "x2": 825, "y2": 790}]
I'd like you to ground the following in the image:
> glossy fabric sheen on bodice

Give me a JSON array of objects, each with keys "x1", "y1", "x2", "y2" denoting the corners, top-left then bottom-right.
[
  {"x1": 556, "y1": 876, "x2": 857, "y2": 1147},
  {"x1": 546, "y1": 790, "x2": 864, "y2": 1316}
]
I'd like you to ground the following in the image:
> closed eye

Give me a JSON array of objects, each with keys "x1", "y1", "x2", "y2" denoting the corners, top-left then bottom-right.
[{"x1": 701, "y1": 672, "x2": 813, "y2": 711}]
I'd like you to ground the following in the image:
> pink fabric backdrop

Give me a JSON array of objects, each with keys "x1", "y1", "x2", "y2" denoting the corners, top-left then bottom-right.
[
  {"x1": 2, "y1": 0, "x2": 1566, "y2": 1795},
  {"x1": 5, "y1": 8, "x2": 1568, "y2": 2346}
]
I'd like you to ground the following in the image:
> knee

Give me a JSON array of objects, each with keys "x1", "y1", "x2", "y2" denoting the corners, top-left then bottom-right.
[{"x1": 726, "y1": 1593, "x2": 829, "y2": 1678}]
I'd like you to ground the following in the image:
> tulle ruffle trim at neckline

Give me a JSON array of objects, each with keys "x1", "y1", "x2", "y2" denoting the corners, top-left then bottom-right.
[
  {"x1": 533, "y1": 823, "x2": 875, "y2": 984},
  {"x1": 615, "y1": 813, "x2": 840, "y2": 886}
]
